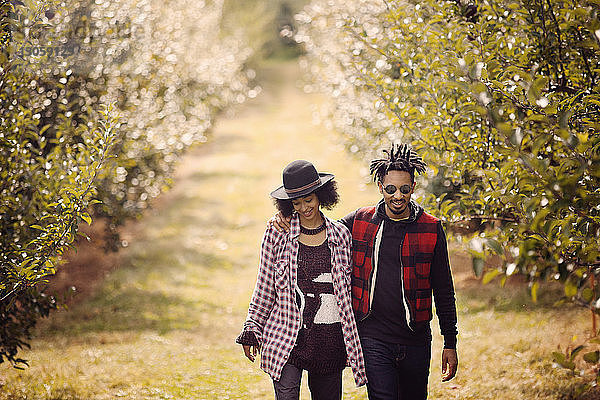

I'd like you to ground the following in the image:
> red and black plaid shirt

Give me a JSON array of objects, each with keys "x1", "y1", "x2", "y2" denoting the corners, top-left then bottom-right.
[{"x1": 341, "y1": 201, "x2": 458, "y2": 348}]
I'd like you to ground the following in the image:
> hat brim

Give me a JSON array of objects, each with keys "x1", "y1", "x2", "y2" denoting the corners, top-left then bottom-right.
[{"x1": 270, "y1": 173, "x2": 335, "y2": 200}]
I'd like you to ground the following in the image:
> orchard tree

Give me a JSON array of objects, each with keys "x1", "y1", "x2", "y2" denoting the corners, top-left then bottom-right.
[
  {"x1": 2, "y1": 0, "x2": 121, "y2": 367},
  {"x1": 43, "y1": 0, "x2": 256, "y2": 241},
  {"x1": 297, "y1": 0, "x2": 600, "y2": 373},
  {"x1": 1, "y1": 0, "x2": 255, "y2": 366}
]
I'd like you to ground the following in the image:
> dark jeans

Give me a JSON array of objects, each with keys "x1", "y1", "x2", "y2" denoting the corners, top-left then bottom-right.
[
  {"x1": 272, "y1": 363, "x2": 342, "y2": 400},
  {"x1": 361, "y1": 336, "x2": 431, "y2": 400}
]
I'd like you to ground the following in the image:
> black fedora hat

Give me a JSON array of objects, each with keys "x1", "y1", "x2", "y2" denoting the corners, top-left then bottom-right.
[{"x1": 270, "y1": 160, "x2": 334, "y2": 200}]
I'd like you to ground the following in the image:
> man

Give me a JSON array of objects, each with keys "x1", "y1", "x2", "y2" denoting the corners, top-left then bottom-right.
[{"x1": 274, "y1": 144, "x2": 458, "y2": 399}]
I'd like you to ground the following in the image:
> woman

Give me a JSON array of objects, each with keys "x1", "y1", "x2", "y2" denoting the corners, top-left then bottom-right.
[{"x1": 236, "y1": 160, "x2": 366, "y2": 399}]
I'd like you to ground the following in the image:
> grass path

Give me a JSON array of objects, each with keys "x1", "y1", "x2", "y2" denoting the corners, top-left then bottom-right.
[{"x1": 0, "y1": 60, "x2": 593, "y2": 399}]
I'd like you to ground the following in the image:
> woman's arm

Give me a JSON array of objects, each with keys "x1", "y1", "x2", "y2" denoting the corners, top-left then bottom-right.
[{"x1": 240, "y1": 225, "x2": 281, "y2": 342}]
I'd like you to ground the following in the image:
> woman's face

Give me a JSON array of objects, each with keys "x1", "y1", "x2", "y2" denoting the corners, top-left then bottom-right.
[{"x1": 292, "y1": 193, "x2": 321, "y2": 226}]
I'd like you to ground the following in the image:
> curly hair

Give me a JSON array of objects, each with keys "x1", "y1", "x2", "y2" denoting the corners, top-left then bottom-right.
[
  {"x1": 274, "y1": 180, "x2": 340, "y2": 217},
  {"x1": 369, "y1": 143, "x2": 427, "y2": 183}
]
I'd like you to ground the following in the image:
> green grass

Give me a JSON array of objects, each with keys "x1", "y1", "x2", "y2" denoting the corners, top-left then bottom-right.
[{"x1": 0, "y1": 60, "x2": 595, "y2": 400}]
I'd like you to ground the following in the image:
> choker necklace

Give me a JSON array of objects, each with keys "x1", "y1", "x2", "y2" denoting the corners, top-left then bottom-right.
[{"x1": 300, "y1": 222, "x2": 326, "y2": 235}]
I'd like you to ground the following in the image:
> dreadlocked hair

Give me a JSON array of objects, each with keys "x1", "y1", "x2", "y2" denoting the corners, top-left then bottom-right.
[{"x1": 369, "y1": 143, "x2": 427, "y2": 183}]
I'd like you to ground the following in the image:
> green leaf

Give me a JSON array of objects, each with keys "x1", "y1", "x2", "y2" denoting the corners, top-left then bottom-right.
[
  {"x1": 565, "y1": 280, "x2": 578, "y2": 298},
  {"x1": 487, "y1": 238, "x2": 503, "y2": 255},
  {"x1": 571, "y1": 345, "x2": 585, "y2": 361},
  {"x1": 583, "y1": 351, "x2": 600, "y2": 364},
  {"x1": 552, "y1": 351, "x2": 566, "y2": 365},
  {"x1": 582, "y1": 288, "x2": 594, "y2": 303},
  {"x1": 553, "y1": 351, "x2": 576, "y2": 369},
  {"x1": 472, "y1": 257, "x2": 485, "y2": 277},
  {"x1": 531, "y1": 281, "x2": 539, "y2": 303},
  {"x1": 563, "y1": 360, "x2": 576, "y2": 370},
  {"x1": 77, "y1": 231, "x2": 91, "y2": 241},
  {"x1": 81, "y1": 213, "x2": 92, "y2": 225},
  {"x1": 496, "y1": 122, "x2": 512, "y2": 136},
  {"x1": 483, "y1": 269, "x2": 501, "y2": 284}
]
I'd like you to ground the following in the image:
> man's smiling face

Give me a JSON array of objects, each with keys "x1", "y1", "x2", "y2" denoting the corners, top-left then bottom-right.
[{"x1": 378, "y1": 170, "x2": 415, "y2": 219}]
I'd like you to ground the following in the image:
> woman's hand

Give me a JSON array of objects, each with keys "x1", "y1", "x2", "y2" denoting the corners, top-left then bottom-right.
[{"x1": 242, "y1": 344, "x2": 260, "y2": 362}]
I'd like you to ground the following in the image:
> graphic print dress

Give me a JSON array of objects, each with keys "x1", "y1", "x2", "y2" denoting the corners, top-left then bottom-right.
[{"x1": 287, "y1": 241, "x2": 347, "y2": 374}]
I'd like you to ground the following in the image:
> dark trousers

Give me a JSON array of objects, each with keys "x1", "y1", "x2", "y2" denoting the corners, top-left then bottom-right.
[
  {"x1": 272, "y1": 363, "x2": 342, "y2": 400},
  {"x1": 361, "y1": 336, "x2": 431, "y2": 400}
]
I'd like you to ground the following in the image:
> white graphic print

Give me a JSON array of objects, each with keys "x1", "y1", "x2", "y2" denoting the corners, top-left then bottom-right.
[
  {"x1": 313, "y1": 272, "x2": 333, "y2": 283},
  {"x1": 314, "y1": 294, "x2": 341, "y2": 324}
]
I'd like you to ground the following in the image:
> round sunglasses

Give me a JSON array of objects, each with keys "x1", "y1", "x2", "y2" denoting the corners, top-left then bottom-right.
[{"x1": 383, "y1": 184, "x2": 412, "y2": 195}]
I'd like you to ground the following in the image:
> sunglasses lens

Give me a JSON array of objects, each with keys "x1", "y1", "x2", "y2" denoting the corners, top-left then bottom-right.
[
  {"x1": 384, "y1": 184, "x2": 411, "y2": 195},
  {"x1": 384, "y1": 184, "x2": 412, "y2": 195},
  {"x1": 384, "y1": 185, "x2": 397, "y2": 195}
]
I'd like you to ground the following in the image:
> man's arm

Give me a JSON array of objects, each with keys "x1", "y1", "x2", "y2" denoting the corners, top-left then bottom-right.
[
  {"x1": 339, "y1": 210, "x2": 356, "y2": 232},
  {"x1": 271, "y1": 210, "x2": 357, "y2": 233},
  {"x1": 431, "y1": 221, "x2": 458, "y2": 380}
]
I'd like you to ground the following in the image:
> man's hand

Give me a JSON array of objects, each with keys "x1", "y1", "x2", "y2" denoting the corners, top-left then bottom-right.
[
  {"x1": 243, "y1": 344, "x2": 260, "y2": 362},
  {"x1": 441, "y1": 348, "x2": 458, "y2": 381},
  {"x1": 268, "y1": 211, "x2": 291, "y2": 232}
]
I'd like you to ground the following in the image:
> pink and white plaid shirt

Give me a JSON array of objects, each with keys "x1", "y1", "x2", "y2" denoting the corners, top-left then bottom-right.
[{"x1": 241, "y1": 213, "x2": 367, "y2": 386}]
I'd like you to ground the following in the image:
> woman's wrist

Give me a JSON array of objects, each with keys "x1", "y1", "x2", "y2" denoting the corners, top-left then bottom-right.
[{"x1": 236, "y1": 330, "x2": 259, "y2": 346}]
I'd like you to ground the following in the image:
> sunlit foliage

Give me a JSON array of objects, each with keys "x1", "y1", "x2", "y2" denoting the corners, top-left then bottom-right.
[
  {"x1": 1, "y1": 0, "x2": 254, "y2": 367},
  {"x1": 222, "y1": 0, "x2": 309, "y2": 60},
  {"x1": 52, "y1": 0, "x2": 256, "y2": 235}
]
